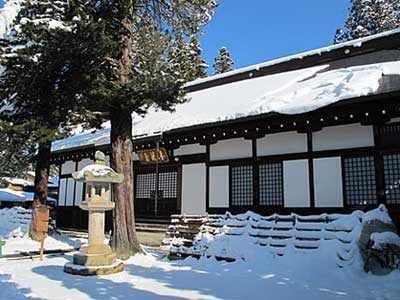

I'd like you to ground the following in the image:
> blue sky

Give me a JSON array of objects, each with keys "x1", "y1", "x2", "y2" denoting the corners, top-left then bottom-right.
[
  {"x1": 0, "y1": 0, "x2": 350, "y2": 73},
  {"x1": 200, "y1": 0, "x2": 350, "y2": 73}
]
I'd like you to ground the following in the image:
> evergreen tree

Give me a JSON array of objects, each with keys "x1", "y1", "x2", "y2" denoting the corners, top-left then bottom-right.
[
  {"x1": 213, "y1": 46, "x2": 234, "y2": 75},
  {"x1": 186, "y1": 34, "x2": 208, "y2": 79},
  {"x1": 0, "y1": 122, "x2": 35, "y2": 178},
  {"x1": 0, "y1": 0, "x2": 88, "y2": 211},
  {"x1": 334, "y1": 0, "x2": 400, "y2": 44},
  {"x1": 70, "y1": 0, "x2": 217, "y2": 258}
]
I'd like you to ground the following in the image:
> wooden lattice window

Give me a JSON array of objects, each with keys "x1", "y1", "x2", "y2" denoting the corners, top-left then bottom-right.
[
  {"x1": 384, "y1": 154, "x2": 400, "y2": 204},
  {"x1": 136, "y1": 173, "x2": 156, "y2": 199},
  {"x1": 158, "y1": 172, "x2": 178, "y2": 198},
  {"x1": 135, "y1": 172, "x2": 177, "y2": 199},
  {"x1": 231, "y1": 165, "x2": 253, "y2": 206},
  {"x1": 259, "y1": 163, "x2": 283, "y2": 206},
  {"x1": 343, "y1": 156, "x2": 377, "y2": 205}
]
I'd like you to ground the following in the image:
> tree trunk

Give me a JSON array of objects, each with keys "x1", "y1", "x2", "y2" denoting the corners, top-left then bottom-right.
[
  {"x1": 110, "y1": 110, "x2": 142, "y2": 259},
  {"x1": 30, "y1": 141, "x2": 51, "y2": 241},
  {"x1": 33, "y1": 142, "x2": 51, "y2": 206}
]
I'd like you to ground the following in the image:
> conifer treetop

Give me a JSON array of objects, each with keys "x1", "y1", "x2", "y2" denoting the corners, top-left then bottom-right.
[
  {"x1": 334, "y1": 0, "x2": 400, "y2": 44},
  {"x1": 213, "y1": 46, "x2": 234, "y2": 75}
]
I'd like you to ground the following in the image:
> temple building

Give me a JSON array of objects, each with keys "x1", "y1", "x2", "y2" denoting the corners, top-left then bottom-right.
[{"x1": 51, "y1": 29, "x2": 400, "y2": 228}]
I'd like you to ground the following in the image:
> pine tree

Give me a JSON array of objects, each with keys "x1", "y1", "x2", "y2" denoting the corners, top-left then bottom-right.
[
  {"x1": 334, "y1": 0, "x2": 400, "y2": 44},
  {"x1": 70, "y1": 0, "x2": 217, "y2": 258},
  {"x1": 0, "y1": 0, "x2": 88, "y2": 210},
  {"x1": 186, "y1": 34, "x2": 208, "y2": 79},
  {"x1": 213, "y1": 46, "x2": 234, "y2": 75},
  {"x1": 0, "y1": 122, "x2": 35, "y2": 178}
]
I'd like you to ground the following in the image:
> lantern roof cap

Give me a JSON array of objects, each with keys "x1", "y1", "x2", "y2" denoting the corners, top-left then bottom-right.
[{"x1": 72, "y1": 151, "x2": 124, "y2": 183}]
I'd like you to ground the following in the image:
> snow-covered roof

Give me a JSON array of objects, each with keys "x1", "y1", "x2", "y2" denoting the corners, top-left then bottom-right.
[
  {"x1": 52, "y1": 30, "x2": 400, "y2": 152},
  {"x1": 1, "y1": 175, "x2": 59, "y2": 188},
  {"x1": 187, "y1": 28, "x2": 400, "y2": 88},
  {"x1": 25, "y1": 171, "x2": 59, "y2": 188},
  {"x1": 0, "y1": 188, "x2": 56, "y2": 203},
  {"x1": 1, "y1": 177, "x2": 32, "y2": 187}
]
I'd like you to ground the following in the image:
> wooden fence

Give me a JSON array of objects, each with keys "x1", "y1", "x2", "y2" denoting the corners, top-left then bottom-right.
[{"x1": 162, "y1": 211, "x2": 362, "y2": 266}]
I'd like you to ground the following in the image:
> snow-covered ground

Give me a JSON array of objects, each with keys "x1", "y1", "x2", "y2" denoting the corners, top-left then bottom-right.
[
  {"x1": 0, "y1": 247, "x2": 399, "y2": 300},
  {"x1": 0, "y1": 207, "x2": 84, "y2": 255},
  {"x1": 0, "y1": 206, "x2": 400, "y2": 300}
]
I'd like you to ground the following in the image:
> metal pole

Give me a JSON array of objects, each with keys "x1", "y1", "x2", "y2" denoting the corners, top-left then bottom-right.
[{"x1": 154, "y1": 141, "x2": 160, "y2": 216}]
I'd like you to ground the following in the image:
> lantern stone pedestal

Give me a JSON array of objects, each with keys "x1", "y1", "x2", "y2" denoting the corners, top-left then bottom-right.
[{"x1": 63, "y1": 151, "x2": 124, "y2": 276}]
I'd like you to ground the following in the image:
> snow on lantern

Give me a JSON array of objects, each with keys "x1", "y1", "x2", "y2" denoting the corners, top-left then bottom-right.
[{"x1": 64, "y1": 151, "x2": 124, "y2": 276}]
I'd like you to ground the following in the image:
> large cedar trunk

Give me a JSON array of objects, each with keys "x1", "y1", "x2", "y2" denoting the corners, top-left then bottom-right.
[
  {"x1": 30, "y1": 142, "x2": 51, "y2": 241},
  {"x1": 33, "y1": 142, "x2": 51, "y2": 207},
  {"x1": 110, "y1": 110, "x2": 142, "y2": 259}
]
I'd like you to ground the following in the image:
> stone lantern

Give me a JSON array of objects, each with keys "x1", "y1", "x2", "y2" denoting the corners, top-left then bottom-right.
[{"x1": 64, "y1": 151, "x2": 124, "y2": 276}]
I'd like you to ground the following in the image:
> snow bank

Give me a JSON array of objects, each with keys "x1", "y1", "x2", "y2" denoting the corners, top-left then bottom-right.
[
  {"x1": 0, "y1": 207, "x2": 30, "y2": 239},
  {"x1": 0, "y1": 207, "x2": 84, "y2": 255},
  {"x1": 362, "y1": 204, "x2": 393, "y2": 225},
  {"x1": 166, "y1": 206, "x2": 399, "y2": 270},
  {"x1": 52, "y1": 59, "x2": 400, "y2": 151}
]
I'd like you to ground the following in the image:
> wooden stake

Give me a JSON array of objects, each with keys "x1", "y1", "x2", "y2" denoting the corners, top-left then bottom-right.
[{"x1": 40, "y1": 232, "x2": 45, "y2": 261}]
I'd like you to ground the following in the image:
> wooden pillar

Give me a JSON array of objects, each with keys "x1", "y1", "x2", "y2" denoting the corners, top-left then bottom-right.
[{"x1": 307, "y1": 132, "x2": 315, "y2": 208}]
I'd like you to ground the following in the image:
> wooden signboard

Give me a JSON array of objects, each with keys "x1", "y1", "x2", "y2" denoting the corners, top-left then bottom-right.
[
  {"x1": 32, "y1": 206, "x2": 50, "y2": 233},
  {"x1": 31, "y1": 206, "x2": 50, "y2": 260},
  {"x1": 137, "y1": 148, "x2": 169, "y2": 164}
]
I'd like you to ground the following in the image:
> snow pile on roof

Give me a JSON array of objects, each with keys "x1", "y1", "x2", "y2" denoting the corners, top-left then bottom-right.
[
  {"x1": 0, "y1": 0, "x2": 21, "y2": 38},
  {"x1": 25, "y1": 171, "x2": 59, "y2": 188},
  {"x1": 371, "y1": 232, "x2": 400, "y2": 250},
  {"x1": 0, "y1": 188, "x2": 56, "y2": 203},
  {"x1": 187, "y1": 28, "x2": 400, "y2": 87},
  {"x1": 0, "y1": 188, "x2": 35, "y2": 203},
  {"x1": 52, "y1": 60, "x2": 400, "y2": 152},
  {"x1": 2, "y1": 173, "x2": 58, "y2": 188},
  {"x1": 249, "y1": 62, "x2": 399, "y2": 115},
  {"x1": 1, "y1": 177, "x2": 32, "y2": 187}
]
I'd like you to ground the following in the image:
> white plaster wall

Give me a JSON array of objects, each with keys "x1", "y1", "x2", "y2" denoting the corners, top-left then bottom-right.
[
  {"x1": 58, "y1": 178, "x2": 67, "y2": 206},
  {"x1": 283, "y1": 159, "x2": 310, "y2": 207},
  {"x1": 61, "y1": 161, "x2": 76, "y2": 175},
  {"x1": 174, "y1": 144, "x2": 206, "y2": 156},
  {"x1": 78, "y1": 158, "x2": 92, "y2": 170},
  {"x1": 74, "y1": 182, "x2": 84, "y2": 206},
  {"x1": 181, "y1": 164, "x2": 206, "y2": 215},
  {"x1": 257, "y1": 131, "x2": 307, "y2": 156},
  {"x1": 132, "y1": 152, "x2": 139, "y2": 161},
  {"x1": 65, "y1": 178, "x2": 75, "y2": 206},
  {"x1": 313, "y1": 157, "x2": 344, "y2": 208},
  {"x1": 313, "y1": 124, "x2": 374, "y2": 151},
  {"x1": 210, "y1": 138, "x2": 252, "y2": 161},
  {"x1": 209, "y1": 166, "x2": 229, "y2": 208}
]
